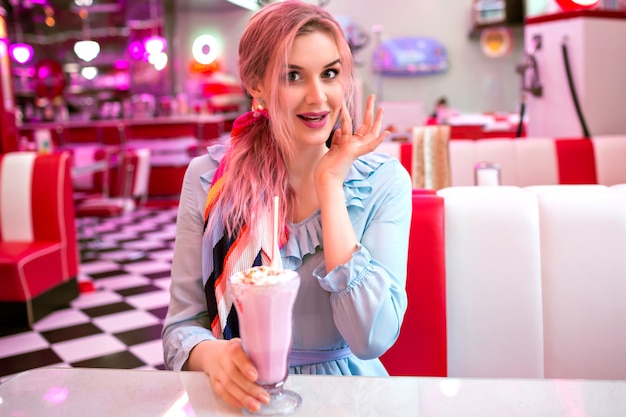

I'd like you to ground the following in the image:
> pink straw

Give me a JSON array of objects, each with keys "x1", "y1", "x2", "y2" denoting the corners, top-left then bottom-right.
[{"x1": 272, "y1": 195, "x2": 279, "y2": 268}]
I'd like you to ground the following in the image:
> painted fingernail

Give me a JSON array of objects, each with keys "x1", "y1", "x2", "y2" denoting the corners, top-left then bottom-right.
[{"x1": 247, "y1": 399, "x2": 261, "y2": 412}]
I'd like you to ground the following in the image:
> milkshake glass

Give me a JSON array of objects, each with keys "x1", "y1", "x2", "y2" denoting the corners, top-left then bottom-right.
[{"x1": 228, "y1": 266, "x2": 301, "y2": 415}]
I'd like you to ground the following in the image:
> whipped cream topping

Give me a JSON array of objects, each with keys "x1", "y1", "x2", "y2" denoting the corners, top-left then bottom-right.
[{"x1": 230, "y1": 266, "x2": 292, "y2": 285}]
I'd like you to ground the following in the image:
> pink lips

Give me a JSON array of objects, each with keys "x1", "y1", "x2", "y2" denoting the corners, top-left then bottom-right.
[{"x1": 297, "y1": 111, "x2": 329, "y2": 129}]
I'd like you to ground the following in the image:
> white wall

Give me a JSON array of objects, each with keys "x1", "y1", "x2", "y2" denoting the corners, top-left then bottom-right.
[{"x1": 174, "y1": 0, "x2": 526, "y2": 114}]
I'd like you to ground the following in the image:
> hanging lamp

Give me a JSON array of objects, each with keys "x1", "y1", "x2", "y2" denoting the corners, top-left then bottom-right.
[
  {"x1": 74, "y1": 8, "x2": 100, "y2": 62},
  {"x1": 9, "y1": 2, "x2": 34, "y2": 65},
  {"x1": 143, "y1": 0, "x2": 166, "y2": 61}
]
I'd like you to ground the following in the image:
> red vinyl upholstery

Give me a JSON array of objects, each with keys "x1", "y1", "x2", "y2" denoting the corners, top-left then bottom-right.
[
  {"x1": 554, "y1": 138, "x2": 597, "y2": 184},
  {"x1": 380, "y1": 189, "x2": 447, "y2": 376},
  {"x1": 399, "y1": 142, "x2": 412, "y2": 175},
  {"x1": 0, "y1": 152, "x2": 79, "y2": 327}
]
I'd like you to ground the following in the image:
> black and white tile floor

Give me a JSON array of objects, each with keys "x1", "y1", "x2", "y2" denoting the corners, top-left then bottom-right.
[{"x1": 0, "y1": 205, "x2": 178, "y2": 383}]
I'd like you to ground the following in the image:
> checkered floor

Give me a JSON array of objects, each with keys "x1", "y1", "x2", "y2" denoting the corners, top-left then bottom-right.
[{"x1": 0, "y1": 205, "x2": 178, "y2": 383}]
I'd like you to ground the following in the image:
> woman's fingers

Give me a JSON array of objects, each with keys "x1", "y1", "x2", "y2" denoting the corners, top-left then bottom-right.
[
  {"x1": 212, "y1": 339, "x2": 270, "y2": 412},
  {"x1": 372, "y1": 106, "x2": 386, "y2": 139},
  {"x1": 336, "y1": 94, "x2": 389, "y2": 154},
  {"x1": 354, "y1": 95, "x2": 387, "y2": 139},
  {"x1": 229, "y1": 339, "x2": 258, "y2": 381},
  {"x1": 357, "y1": 95, "x2": 376, "y2": 135},
  {"x1": 340, "y1": 101, "x2": 353, "y2": 138},
  {"x1": 211, "y1": 376, "x2": 251, "y2": 411}
]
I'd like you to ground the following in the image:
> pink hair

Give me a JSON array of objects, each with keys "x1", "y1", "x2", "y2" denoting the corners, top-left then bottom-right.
[{"x1": 213, "y1": 0, "x2": 357, "y2": 240}]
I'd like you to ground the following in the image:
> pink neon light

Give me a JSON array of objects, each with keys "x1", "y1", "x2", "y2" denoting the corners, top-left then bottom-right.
[{"x1": 9, "y1": 43, "x2": 34, "y2": 64}]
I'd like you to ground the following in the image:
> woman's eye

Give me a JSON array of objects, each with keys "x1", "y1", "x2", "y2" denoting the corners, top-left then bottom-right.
[
  {"x1": 287, "y1": 72, "x2": 301, "y2": 82},
  {"x1": 322, "y1": 68, "x2": 339, "y2": 79}
]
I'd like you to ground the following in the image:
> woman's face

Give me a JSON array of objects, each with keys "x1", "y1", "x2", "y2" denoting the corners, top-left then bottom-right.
[{"x1": 278, "y1": 30, "x2": 345, "y2": 149}]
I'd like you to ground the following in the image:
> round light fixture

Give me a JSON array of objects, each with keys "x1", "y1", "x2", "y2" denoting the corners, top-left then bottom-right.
[
  {"x1": 9, "y1": 43, "x2": 34, "y2": 64},
  {"x1": 480, "y1": 27, "x2": 513, "y2": 59},
  {"x1": 74, "y1": 40, "x2": 100, "y2": 62},
  {"x1": 128, "y1": 41, "x2": 145, "y2": 60},
  {"x1": 80, "y1": 66, "x2": 98, "y2": 80},
  {"x1": 149, "y1": 52, "x2": 168, "y2": 71},
  {"x1": 144, "y1": 36, "x2": 167, "y2": 56},
  {"x1": 192, "y1": 34, "x2": 218, "y2": 65}
]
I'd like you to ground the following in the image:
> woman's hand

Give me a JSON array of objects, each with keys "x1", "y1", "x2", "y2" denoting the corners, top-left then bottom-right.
[
  {"x1": 190, "y1": 339, "x2": 270, "y2": 413},
  {"x1": 314, "y1": 94, "x2": 389, "y2": 188},
  {"x1": 313, "y1": 94, "x2": 389, "y2": 271}
]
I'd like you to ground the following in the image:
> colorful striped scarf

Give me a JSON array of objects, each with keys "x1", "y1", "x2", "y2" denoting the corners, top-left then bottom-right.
[{"x1": 202, "y1": 109, "x2": 280, "y2": 340}]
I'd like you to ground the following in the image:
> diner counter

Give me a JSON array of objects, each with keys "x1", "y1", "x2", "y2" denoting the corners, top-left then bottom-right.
[
  {"x1": 20, "y1": 114, "x2": 237, "y2": 128},
  {"x1": 1, "y1": 367, "x2": 625, "y2": 416},
  {"x1": 18, "y1": 113, "x2": 239, "y2": 145}
]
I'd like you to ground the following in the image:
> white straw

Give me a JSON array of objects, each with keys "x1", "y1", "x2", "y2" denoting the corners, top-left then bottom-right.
[{"x1": 272, "y1": 195, "x2": 279, "y2": 268}]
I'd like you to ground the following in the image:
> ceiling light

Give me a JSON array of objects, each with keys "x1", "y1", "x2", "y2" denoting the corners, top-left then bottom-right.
[
  {"x1": 144, "y1": 36, "x2": 167, "y2": 56},
  {"x1": 143, "y1": 0, "x2": 167, "y2": 61},
  {"x1": 8, "y1": 2, "x2": 34, "y2": 65},
  {"x1": 74, "y1": 40, "x2": 100, "y2": 62},
  {"x1": 226, "y1": 0, "x2": 261, "y2": 11},
  {"x1": 74, "y1": 7, "x2": 99, "y2": 62},
  {"x1": 150, "y1": 52, "x2": 168, "y2": 71},
  {"x1": 192, "y1": 34, "x2": 218, "y2": 65},
  {"x1": 9, "y1": 43, "x2": 34, "y2": 65},
  {"x1": 80, "y1": 66, "x2": 98, "y2": 80}
]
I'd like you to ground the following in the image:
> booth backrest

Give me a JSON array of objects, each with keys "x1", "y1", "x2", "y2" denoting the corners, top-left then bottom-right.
[
  {"x1": 437, "y1": 186, "x2": 545, "y2": 378},
  {"x1": 553, "y1": 138, "x2": 597, "y2": 184},
  {"x1": 109, "y1": 147, "x2": 152, "y2": 204},
  {"x1": 437, "y1": 184, "x2": 626, "y2": 380},
  {"x1": 514, "y1": 139, "x2": 559, "y2": 186},
  {"x1": 130, "y1": 148, "x2": 152, "y2": 203},
  {"x1": 525, "y1": 185, "x2": 626, "y2": 380},
  {"x1": 591, "y1": 135, "x2": 626, "y2": 186},
  {"x1": 0, "y1": 151, "x2": 78, "y2": 280},
  {"x1": 393, "y1": 136, "x2": 626, "y2": 188}
]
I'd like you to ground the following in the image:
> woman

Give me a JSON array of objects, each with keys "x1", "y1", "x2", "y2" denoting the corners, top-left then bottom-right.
[{"x1": 162, "y1": 0, "x2": 412, "y2": 412}]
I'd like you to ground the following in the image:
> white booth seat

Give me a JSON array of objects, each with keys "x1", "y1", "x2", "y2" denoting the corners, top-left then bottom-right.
[
  {"x1": 524, "y1": 185, "x2": 626, "y2": 380},
  {"x1": 437, "y1": 186, "x2": 545, "y2": 378},
  {"x1": 591, "y1": 135, "x2": 626, "y2": 186}
]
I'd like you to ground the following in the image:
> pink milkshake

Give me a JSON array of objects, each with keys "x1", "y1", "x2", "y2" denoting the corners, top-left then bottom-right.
[{"x1": 229, "y1": 266, "x2": 302, "y2": 415}]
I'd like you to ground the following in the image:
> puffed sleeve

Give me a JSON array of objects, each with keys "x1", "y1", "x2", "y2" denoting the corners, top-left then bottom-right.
[
  {"x1": 161, "y1": 150, "x2": 223, "y2": 370},
  {"x1": 313, "y1": 155, "x2": 412, "y2": 359}
]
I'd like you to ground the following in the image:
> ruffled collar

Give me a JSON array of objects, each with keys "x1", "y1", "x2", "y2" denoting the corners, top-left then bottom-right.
[
  {"x1": 199, "y1": 143, "x2": 389, "y2": 268},
  {"x1": 282, "y1": 152, "x2": 389, "y2": 268},
  {"x1": 199, "y1": 141, "x2": 229, "y2": 192}
]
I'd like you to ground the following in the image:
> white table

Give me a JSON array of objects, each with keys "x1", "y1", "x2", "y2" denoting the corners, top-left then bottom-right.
[{"x1": 1, "y1": 367, "x2": 625, "y2": 416}]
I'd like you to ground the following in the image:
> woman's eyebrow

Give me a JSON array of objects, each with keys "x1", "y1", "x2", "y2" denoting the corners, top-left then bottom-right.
[{"x1": 287, "y1": 59, "x2": 341, "y2": 70}]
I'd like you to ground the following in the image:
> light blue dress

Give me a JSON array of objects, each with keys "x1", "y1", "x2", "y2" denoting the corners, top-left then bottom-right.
[{"x1": 162, "y1": 142, "x2": 412, "y2": 376}]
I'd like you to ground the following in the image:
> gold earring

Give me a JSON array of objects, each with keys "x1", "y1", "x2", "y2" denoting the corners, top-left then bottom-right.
[{"x1": 252, "y1": 97, "x2": 265, "y2": 113}]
